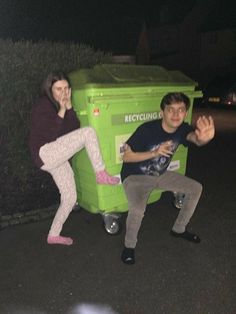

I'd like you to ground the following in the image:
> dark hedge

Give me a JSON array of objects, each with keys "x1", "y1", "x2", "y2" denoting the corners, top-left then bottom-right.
[{"x1": 0, "y1": 39, "x2": 112, "y2": 215}]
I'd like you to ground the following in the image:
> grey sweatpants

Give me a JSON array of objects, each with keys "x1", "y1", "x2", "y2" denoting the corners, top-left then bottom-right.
[
  {"x1": 123, "y1": 171, "x2": 203, "y2": 248},
  {"x1": 39, "y1": 127, "x2": 105, "y2": 236}
]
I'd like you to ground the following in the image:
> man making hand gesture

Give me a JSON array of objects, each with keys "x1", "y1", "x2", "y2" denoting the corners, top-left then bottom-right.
[{"x1": 120, "y1": 92, "x2": 215, "y2": 264}]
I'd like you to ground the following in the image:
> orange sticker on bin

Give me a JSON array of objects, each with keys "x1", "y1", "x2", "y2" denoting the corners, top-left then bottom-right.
[{"x1": 93, "y1": 108, "x2": 100, "y2": 116}]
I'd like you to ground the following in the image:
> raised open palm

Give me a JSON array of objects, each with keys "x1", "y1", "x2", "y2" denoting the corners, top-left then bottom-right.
[{"x1": 195, "y1": 115, "x2": 215, "y2": 142}]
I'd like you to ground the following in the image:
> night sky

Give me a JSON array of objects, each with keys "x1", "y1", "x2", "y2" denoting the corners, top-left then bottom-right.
[{"x1": 0, "y1": 0, "x2": 196, "y2": 53}]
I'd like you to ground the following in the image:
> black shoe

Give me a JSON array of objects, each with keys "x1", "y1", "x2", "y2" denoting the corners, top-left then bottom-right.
[
  {"x1": 121, "y1": 247, "x2": 135, "y2": 265},
  {"x1": 170, "y1": 230, "x2": 201, "y2": 243}
]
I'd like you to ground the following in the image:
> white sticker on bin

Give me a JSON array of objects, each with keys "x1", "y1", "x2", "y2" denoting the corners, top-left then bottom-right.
[{"x1": 167, "y1": 160, "x2": 180, "y2": 171}]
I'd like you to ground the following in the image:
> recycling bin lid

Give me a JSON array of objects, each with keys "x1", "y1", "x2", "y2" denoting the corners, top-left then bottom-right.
[{"x1": 69, "y1": 64, "x2": 198, "y2": 89}]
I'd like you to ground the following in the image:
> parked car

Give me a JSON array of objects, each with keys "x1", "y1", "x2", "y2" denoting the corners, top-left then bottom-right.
[{"x1": 201, "y1": 73, "x2": 236, "y2": 108}]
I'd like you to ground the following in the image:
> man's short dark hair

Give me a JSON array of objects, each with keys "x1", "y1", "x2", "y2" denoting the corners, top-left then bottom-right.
[{"x1": 160, "y1": 92, "x2": 191, "y2": 111}]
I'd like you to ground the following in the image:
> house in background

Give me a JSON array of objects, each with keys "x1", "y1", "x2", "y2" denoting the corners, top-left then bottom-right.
[
  {"x1": 200, "y1": 3, "x2": 236, "y2": 85},
  {"x1": 136, "y1": 0, "x2": 236, "y2": 87}
]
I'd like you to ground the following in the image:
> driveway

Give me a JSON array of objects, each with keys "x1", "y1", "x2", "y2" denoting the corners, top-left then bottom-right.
[{"x1": 0, "y1": 107, "x2": 235, "y2": 314}]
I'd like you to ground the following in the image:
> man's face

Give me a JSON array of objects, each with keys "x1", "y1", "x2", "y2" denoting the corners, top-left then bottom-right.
[
  {"x1": 51, "y1": 80, "x2": 70, "y2": 103},
  {"x1": 161, "y1": 102, "x2": 188, "y2": 133}
]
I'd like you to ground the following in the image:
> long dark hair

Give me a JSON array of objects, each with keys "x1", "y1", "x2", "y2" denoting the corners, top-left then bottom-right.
[{"x1": 42, "y1": 71, "x2": 71, "y2": 110}]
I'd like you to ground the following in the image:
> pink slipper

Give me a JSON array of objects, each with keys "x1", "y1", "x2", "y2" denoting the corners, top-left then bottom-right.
[
  {"x1": 47, "y1": 235, "x2": 73, "y2": 246},
  {"x1": 96, "y1": 170, "x2": 120, "y2": 185}
]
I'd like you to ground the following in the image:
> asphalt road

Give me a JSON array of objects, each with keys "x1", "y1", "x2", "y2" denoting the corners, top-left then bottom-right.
[{"x1": 0, "y1": 107, "x2": 235, "y2": 314}]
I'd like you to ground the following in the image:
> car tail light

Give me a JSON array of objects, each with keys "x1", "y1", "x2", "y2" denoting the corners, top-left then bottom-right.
[{"x1": 224, "y1": 92, "x2": 236, "y2": 105}]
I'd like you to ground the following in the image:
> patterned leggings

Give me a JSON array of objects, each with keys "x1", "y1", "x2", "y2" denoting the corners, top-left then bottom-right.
[{"x1": 39, "y1": 127, "x2": 105, "y2": 236}]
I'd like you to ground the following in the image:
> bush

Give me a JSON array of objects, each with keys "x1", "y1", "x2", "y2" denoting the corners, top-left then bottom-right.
[{"x1": 0, "y1": 39, "x2": 112, "y2": 215}]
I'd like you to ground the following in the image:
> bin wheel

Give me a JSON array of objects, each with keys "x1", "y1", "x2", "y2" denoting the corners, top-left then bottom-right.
[
  {"x1": 172, "y1": 192, "x2": 185, "y2": 210},
  {"x1": 102, "y1": 213, "x2": 121, "y2": 235}
]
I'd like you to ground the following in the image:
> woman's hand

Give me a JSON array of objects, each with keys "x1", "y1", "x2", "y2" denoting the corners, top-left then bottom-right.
[
  {"x1": 58, "y1": 88, "x2": 72, "y2": 110},
  {"x1": 57, "y1": 88, "x2": 72, "y2": 118},
  {"x1": 65, "y1": 88, "x2": 72, "y2": 110}
]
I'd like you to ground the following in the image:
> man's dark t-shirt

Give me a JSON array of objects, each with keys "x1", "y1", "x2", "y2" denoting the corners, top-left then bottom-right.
[{"x1": 121, "y1": 119, "x2": 193, "y2": 182}]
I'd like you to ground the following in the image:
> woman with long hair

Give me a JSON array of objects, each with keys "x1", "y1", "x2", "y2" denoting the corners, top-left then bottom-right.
[{"x1": 29, "y1": 72, "x2": 119, "y2": 246}]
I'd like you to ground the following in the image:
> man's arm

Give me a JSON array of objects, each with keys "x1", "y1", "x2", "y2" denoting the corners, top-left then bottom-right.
[
  {"x1": 187, "y1": 115, "x2": 215, "y2": 146},
  {"x1": 122, "y1": 141, "x2": 174, "y2": 163}
]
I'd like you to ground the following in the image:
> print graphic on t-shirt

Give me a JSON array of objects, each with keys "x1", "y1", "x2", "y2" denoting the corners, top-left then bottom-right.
[{"x1": 140, "y1": 141, "x2": 178, "y2": 176}]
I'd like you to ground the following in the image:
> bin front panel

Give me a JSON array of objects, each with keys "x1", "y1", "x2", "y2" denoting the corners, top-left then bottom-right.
[{"x1": 69, "y1": 65, "x2": 201, "y2": 214}]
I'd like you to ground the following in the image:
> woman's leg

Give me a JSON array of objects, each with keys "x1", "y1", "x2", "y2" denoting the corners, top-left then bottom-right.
[
  {"x1": 43, "y1": 161, "x2": 77, "y2": 245},
  {"x1": 39, "y1": 127, "x2": 119, "y2": 184}
]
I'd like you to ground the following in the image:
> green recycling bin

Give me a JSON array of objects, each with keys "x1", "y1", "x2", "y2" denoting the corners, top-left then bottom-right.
[{"x1": 69, "y1": 64, "x2": 202, "y2": 234}]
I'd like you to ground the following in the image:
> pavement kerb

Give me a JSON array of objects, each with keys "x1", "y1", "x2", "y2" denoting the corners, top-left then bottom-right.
[{"x1": 0, "y1": 204, "x2": 58, "y2": 230}]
